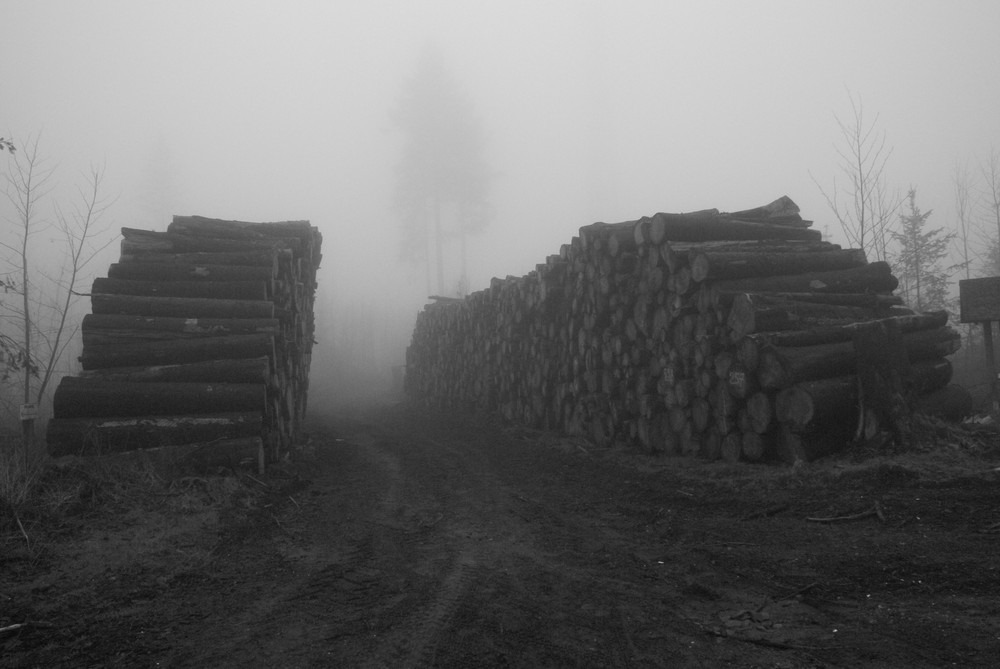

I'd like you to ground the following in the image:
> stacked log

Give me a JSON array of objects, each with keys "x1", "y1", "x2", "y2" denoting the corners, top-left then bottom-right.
[
  {"x1": 405, "y1": 196, "x2": 959, "y2": 463},
  {"x1": 46, "y1": 215, "x2": 323, "y2": 465}
]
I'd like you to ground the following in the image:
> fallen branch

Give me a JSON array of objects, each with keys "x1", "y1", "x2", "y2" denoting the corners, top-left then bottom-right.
[
  {"x1": 807, "y1": 502, "x2": 885, "y2": 524},
  {"x1": 0, "y1": 620, "x2": 55, "y2": 635},
  {"x1": 241, "y1": 472, "x2": 271, "y2": 489},
  {"x1": 774, "y1": 581, "x2": 819, "y2": 602}
]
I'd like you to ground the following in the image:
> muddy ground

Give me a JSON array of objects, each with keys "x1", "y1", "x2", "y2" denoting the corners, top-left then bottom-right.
[{"x1": 3, "y1": 398, "x2": 1000, "y2": 668}]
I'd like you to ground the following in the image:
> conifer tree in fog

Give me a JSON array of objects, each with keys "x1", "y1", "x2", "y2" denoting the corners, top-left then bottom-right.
[
  {"x1": 891, "y1": 189, "x2": 956, "y2": 312},
  {"x1": 391, "y1": 46, "x2": 490, "y2": 296}
]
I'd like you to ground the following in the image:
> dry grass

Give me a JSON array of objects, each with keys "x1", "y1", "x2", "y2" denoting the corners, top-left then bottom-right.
[{"x1": 0, "y1": 433, "x2": 254, "y2": 565}]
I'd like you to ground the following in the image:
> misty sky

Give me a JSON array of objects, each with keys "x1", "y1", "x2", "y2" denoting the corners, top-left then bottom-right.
[{"x1": 4, "y1": 0, "x2": 999, "y2": 320}]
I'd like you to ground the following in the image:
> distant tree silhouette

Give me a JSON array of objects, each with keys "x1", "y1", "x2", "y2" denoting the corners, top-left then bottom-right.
[
  {"x1": 391, "y1": 46, "x2": 490, "y2": 295},
  {"x1": 980, "y1": 149, "x2": 1000, "y2": 275}
]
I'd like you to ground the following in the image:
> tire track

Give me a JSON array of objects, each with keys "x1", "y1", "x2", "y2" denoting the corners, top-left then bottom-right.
[{"x1": 360, "y1": 551, "x2": 482, "y2": 669}]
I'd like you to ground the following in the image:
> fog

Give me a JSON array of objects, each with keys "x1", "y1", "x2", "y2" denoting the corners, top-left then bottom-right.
[{"x1": 4, "y1": 0, "x2": 999, "y2": 400}]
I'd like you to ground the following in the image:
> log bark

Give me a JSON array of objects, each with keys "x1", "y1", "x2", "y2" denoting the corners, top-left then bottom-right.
[
  {"x1": 774, "y1": 357, "x2": 954, "y2": 433},
  {"x1": 648, "y1": 211, "x2": 822, "y2": 242},
  {"x1": 721, "y1": 432, "x2": 742, "y2": 462},
  {"x1": 757, "y1": 326, "x2": 960, "y2": 390},
  {"x1": 668, "y1": 240, "x2": 840, "y2": 256},
  {"x1": 80, "y1": 333, "x2": 275, "y2": 370},
  {"x1": 726, "y1": 294, "x2": 880, "y2": 341},
  {"x1": 53, "y1": 377, "x2": 267, "y2": 419},
  {"x1": 716, "y1": 291, "x2": 902, "y2": 310},
  {"x1": 711, "y1": 261, "x2": 898, "y2": 294},
  {"x1": 169, "y1": 216, "x2": 316, "y2": 242},
  {"x1": 690, "y1": 248, "x2": 867, "y2": 282},
  {"x1": 92, "y1": 277, "x2": 269, "y2": 301},
  {"x1": 752, "y1": 310, "x2": 949, "y2": 348},
  {"x1": 92, "y1": 293, "x2": 275, "y2": 319},
  {"x1": 119, "y1": 250, "x2": 282, "y2": 268},
  {"x1": 775, "y1": 376, "x2": 858, "y2": 432},
  {"x1": 108, "y1": 261, "x2": 276, "y2": 283},
  {"x1": 82, "y1": 314, "x2": 280, "y2": 346},
  {"x1": 851, "y1": 319, "x2": 911, "y2": 443},
  {"x1": 121, "y1": 228, "x2": 301, "y2": 256},
  {"x1": 727, "y1": 196, "x2": 810, "y2": 226},
  {"x1": 47, "y1": 412, "x2": 263, "y2": 457},
  {"x1": 741, "y1": 432, "x2": 767, "y2": 462},
  {"x1": 745, "y1": 391, "x2": 773, "y2": 434},
  {"x1": 78, "y1": 356, "x2": 272, "y2": 385}
]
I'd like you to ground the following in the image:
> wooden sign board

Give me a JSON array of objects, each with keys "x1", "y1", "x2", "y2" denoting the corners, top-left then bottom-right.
[{"x1": 959, "y1": 277, "x2": 1000, "y2": 323}]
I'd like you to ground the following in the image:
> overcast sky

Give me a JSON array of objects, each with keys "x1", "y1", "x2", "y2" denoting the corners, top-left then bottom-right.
[{"x1": 4, "y1": 0, "x2": 999, "y2": 334}]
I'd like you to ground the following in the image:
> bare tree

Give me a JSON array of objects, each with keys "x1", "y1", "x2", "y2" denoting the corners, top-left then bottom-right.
[
  {"x1": 2, "y1": 136, "x2": 115, "y2": 451},
  {"x1": 813, "y1": 90, "x2": 900, "y2": 261},
  {"x1": 953, "y1": 161, "x2": 976, "y2": 281},
  {"x1": 952, "y1": 161, "x2": 978, "y2": 355},
  {"x1": 979, "y1": 148, "x2": 1000, "y2": 275},
  {"x1": 36, "y1": 165, "x2": 116, "y2": 398},
  {"x1": 2, "y1": 136, "x2": 55, "y2": 418}
]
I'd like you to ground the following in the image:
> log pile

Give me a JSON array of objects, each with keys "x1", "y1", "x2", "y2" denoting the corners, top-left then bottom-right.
[
  {"x1": 404, "y1": 197, "x2": 960, "y2": 463},
  {"x1": 46, "y1": 215, "x2": 323, "y2": 466}
]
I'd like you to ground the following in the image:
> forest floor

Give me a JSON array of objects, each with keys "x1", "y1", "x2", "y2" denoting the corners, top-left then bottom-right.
[{"x1": 2, "y1": 396, "x2": 1000, "y2": 668}]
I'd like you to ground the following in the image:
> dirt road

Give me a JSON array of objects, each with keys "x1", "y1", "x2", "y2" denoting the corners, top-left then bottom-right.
[{"x1": 3, "y1": 400, "x2": 1000, "y2": 667}]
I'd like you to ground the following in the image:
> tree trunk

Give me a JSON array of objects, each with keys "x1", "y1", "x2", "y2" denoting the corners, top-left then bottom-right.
[
  {"x1": 53, "y1": 377, "x2": 267, "y2": 419},
  {"x1": 108, "y1": 262, "x2": 276, "y2": 283},
  {"x1": 92, "y1": 293, "x2": 275, "y2": 320},
  {"x1": 715, "y1": 290, "x2": 902, "y2": 310},
  {"x1": 775, "y1": 376, "x2": 858, "y2": 432},
  {"x1": 710, "y1": 260, "x2": 898, "y2": 294},
  {"x1": 121, "y1": 227, "x2": 301, "y2": 256},
  {"x1": 648, "y1": 211, "x2": 822, "y2": 242},
  {"x1": 690, "y1": 248, "x2": 867, "y2": 282},
  {"x1": 169, "y1": 216, "x2": 315, "y2": 242},
  {"x1": 78, "y1": 356, "x2": 272, "y2": 385},
  {"x1": 725, "y1": 294, "x2": 882, "y2": 341},
  {"x1": 93, "y1": 277, "x2": 269, "y2": 301},
  {"x1": 119, "y1": 250, "x2": 283, "y2": 268},
  {"x1": 79, "y1": 333, "x2": 275, "y2": 370},
  {"x1": 82, "y1": 314, "x2": 280, "y2": 345},
  {"x1": 752, "y1": 310, "x2": 949, "y2": 348},
  {"x1": 46, "y1": 411, "x2": 264, "y2": 457},
  {"x1": 775, "y1": 356, "x2": 954, "y2": 432},
  {"x1": 757, "y1": 326, "x2": 960, "y2": 390}
]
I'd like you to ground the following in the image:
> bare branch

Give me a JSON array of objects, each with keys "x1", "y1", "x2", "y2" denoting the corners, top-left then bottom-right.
[{"x1": 815, "y1": 90, "x2": 899, "y2": 262}]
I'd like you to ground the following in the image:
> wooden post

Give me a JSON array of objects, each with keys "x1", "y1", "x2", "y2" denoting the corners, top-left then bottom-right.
[
  {"x1": 984, "y1": 321, "x2": 998, "y2": 416},
  {"x1": 19, "y1": 402, "x2": 37, "y2": 460},
  {"x1": 959, "y1": 278, "x2": 1000, "y2": 416}
]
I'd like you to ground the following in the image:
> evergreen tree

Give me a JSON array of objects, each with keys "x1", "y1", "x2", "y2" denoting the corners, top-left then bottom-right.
[
  {"x1": 891, "y1": 189, "x2": 956, "y2": 312},
  {"x1": 390, "y1": 46, "x2": 491, "y2": 296}
]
